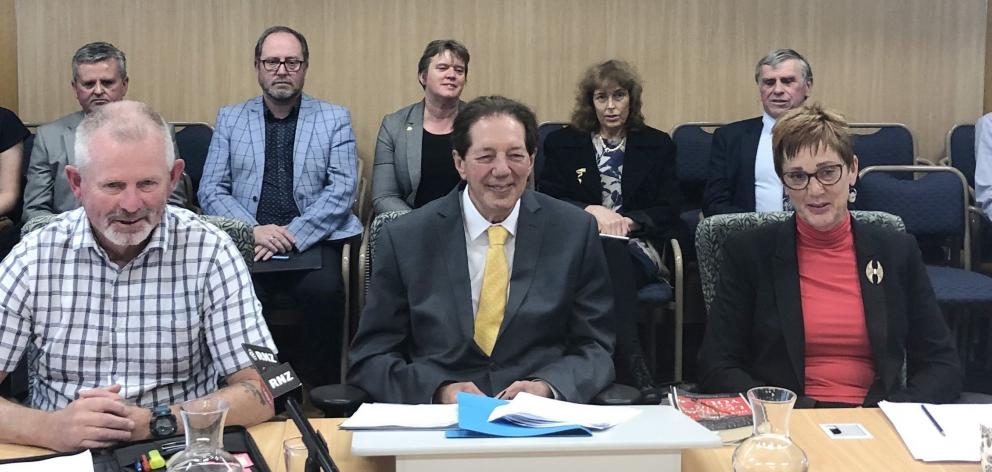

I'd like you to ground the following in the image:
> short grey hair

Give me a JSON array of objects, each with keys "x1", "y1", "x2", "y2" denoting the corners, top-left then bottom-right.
[
  {"x1": 754, "y1": 48, "x2": 812, "y2": 85},
  {"x1": 74, "y1": 101, "x2": 174, "y2": 173},
  {"x1": 72, "y1": 41, "x2": 127, "y2": 83}
]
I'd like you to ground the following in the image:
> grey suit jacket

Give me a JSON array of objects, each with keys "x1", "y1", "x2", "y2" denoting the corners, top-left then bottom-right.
[
  {"x1": 348, "y1": 187, "x2": 616, "y2": 404},
  {"x1": 23, "y1": 111, "x2": 188, "y2": 221},
  {"x1": 371, "y1": 100, "x2": 464, "y2": 213}
]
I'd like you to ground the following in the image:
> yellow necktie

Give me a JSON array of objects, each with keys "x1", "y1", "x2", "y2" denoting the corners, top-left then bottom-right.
[{"x1": 474, "y1": 225, "x2": 510, "y2": 356}]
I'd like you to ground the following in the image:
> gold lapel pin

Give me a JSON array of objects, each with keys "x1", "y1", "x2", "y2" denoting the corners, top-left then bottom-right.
[
  {"x1": 865, "y1": 259, "x2": 884, "y2": 285},
  {"x1": 576, "y1": 168, "x2": 586, "y2": 184}
]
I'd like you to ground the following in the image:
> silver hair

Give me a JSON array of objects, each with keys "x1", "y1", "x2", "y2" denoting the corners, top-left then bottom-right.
[
  {"x1": 754, "y1": 48, "x2": 812, "y2": 85},
  {"x1": 74, "y1": 101, "x2": 174, "y2": 173},
  {"x1": 72, "y1": 41, "x2": 127, "y2": 82}
]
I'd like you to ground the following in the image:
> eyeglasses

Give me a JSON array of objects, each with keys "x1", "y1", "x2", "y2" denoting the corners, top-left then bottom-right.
[
  {"x1": 259, "y1": 58, "x2": 306, "y2": 72},
  {"x1": 781, "y1": 163, "x2": 845, "y2": 190}
]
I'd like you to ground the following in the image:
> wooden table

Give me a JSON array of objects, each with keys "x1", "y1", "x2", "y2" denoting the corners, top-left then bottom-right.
[
  {"x1": 682, "y1": 408, "x2": 973, "y2": 471},
  {"x1": 0, "y1": 409, "x2": 976, "y2": 471}
]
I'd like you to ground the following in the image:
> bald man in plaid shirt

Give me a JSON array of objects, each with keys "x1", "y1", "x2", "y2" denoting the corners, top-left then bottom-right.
[{"x1": 0, "y1": 101, "x2": 276, "y2": 452}]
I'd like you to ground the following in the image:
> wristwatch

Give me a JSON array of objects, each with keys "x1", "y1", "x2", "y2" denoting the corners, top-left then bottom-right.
[{"x1": 149, "y1": 404, "x2": 177, "y2": 438}]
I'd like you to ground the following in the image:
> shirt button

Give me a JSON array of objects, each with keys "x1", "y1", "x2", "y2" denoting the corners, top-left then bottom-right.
[{"x1": 252, "y1": 196, "x2": 258, "y2": 202}]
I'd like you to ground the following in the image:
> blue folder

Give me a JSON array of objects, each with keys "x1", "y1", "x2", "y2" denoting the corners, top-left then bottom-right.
[{"x1": 445, "y1": 392, "x2": 592, "y2": 438}]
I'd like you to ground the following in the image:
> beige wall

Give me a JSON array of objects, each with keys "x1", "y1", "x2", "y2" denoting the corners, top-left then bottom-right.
[
  {"x1": 0, "y1": 0, "x2": 17, "y2": 112},
  {"x1": 14, "y1": 0, "x2": 987, "y2": 165}
]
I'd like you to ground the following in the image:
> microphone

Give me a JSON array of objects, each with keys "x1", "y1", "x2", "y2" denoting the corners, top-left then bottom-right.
[{"x1": 243, "y1": 343, "x2": 339, "y2": 472}]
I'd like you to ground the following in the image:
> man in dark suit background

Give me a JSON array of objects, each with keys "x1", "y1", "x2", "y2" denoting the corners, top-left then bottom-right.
[
  {"x1": 702, "y1": 49, "x2": 813, "y2": 216},
  {"x1": 348, "y1": 95, "x2": 616, "y2": 404}
]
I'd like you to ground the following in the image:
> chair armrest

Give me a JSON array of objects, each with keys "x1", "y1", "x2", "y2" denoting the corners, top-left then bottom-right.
[
  {"x1": 592, "y1": 383, "x2": 642, "y2": 405},
  {"x1": 309, "y1": 384, "x2": 370, "y2": 418}
]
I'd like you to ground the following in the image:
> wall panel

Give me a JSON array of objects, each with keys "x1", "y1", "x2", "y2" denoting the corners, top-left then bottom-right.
[
  {"x1": 0, "y1": 0, "x2": 17, "y2": 111},
  {"x1": 16, "y1": 0, "x2": 986, "y2": 165}
]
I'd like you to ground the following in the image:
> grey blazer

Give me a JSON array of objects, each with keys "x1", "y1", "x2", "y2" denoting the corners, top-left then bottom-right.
[
  {"x1": 371, "y1": 100, "x2": 464, "y2": 213},
  {"x1": 348, "y1": 187, "x2": 616, "y2": 404},
  {"x1": 23, "y1": 111, "x2": 188, "y2": 221}
]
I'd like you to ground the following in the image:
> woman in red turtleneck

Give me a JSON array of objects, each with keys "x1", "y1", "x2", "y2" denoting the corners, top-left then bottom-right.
[{"x1": 697, "y1": 104, "x2": 961, "y2": 407}]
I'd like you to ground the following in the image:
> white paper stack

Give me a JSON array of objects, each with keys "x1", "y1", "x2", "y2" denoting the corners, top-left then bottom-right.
[
  {"x1": 879, "y1": 400, "x2": 992, "y2": 462},
  {"x1": 488, "y1": 392, "x2": 642, "y2": 430},
  {"x1": 0, "y1": 450, "x2": 94, "y2": 471},
  {"x1": 339, "y1": 403, "x2": 458, "y2": 430}
]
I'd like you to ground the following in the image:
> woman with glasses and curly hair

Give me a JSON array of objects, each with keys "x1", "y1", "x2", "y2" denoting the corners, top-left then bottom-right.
[{"x1": 540, "y1": 60, "x2": 686, "y2": 393}]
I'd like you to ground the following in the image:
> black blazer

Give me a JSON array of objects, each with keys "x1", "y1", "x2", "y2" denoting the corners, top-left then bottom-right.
[
  {"x1": 538, "y1": 125, "x2": 686, "y2": 246},
  {"x1": 698, "y1": 216, "x2": 962, "y2": 406},
  {"x1": 702, "y1": 117, "x2": 763, "y2": 216}
]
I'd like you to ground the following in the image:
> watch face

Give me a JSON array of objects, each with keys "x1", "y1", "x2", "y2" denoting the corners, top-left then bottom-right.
[{"x1": 153, "y1": 415, "x2": 176, "y2": 436}]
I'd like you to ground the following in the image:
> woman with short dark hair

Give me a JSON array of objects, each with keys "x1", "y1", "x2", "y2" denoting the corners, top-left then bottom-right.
[{"x1": 372, "y1": 39, "x2": 470, "y2": 213}]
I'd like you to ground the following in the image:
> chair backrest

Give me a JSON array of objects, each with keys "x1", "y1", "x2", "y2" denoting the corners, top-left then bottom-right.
[
  {"x1": 850, "y1": 123, "x2": 915, "y2": 171},
  {"x1": 172, "y1": 122, "x2": 214, "y2": 200},
  {"x1": 856, "y1": 165, "x2": 971, "y2": 269},
  {"x1": 671, "y1": 122, "x2": 724, "y2": 210},
  {"x1": 947, "y1": 123, "x2": 976, "y2": 188},
  {"x1": 695, "y1": 210, "x2": 905, "y2": 313},
  {"x1": 199, "y1": 214, "x2": 254, "y2": 267},
  {"x1": 535, "y1": 121, "x2": 569, "y2": 190},
  {"x1": 358, "y1": 210, "x2": 410, "y2": 311}
]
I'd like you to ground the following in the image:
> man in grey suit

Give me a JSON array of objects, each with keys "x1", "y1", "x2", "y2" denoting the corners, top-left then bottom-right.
[
  {"x1": 348, "y1": 96, "x2": 615, "y2": 404},
  {"x1": 23, "y1": 41, "x2": 187, "y2": 222}
]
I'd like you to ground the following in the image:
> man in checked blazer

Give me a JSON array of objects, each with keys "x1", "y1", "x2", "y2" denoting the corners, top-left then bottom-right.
[{"x1": 199, "y1": 26, "x2": 361, "y2": 386}]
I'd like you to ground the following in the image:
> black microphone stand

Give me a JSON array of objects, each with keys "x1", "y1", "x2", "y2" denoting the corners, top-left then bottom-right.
[{"x1": 285, "y1": 396, "x2": 339, "y2": 472}]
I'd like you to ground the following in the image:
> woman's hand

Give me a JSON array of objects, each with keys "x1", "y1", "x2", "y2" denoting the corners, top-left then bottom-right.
[{"x1": 585, "y1": 205, "x2": 630, "y2": 236}]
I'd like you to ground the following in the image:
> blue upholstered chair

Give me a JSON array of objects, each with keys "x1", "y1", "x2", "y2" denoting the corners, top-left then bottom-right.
[
  {"x1": 533, "y1": 121, "x2": 568, "y2": 190},
  {"x1": 947, "y1": 123, "x2": 976, "y2": 189},
  {"x1": 850, "y1": 123, "x2": 917, "y2": 172},
  {"x1": 856, "y1": 165, "x2": 992, "y2": 373},
  {"x1": 671, "y1": 122, "x2": 724, "y2": 237},
  {"x1": 171, "y1": 122, "x2": 214, "y2": 209}
]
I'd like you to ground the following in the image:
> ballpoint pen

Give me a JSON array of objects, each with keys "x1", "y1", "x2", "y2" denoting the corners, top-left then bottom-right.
[{"x1": 920, "y1": 404, "x2": 945, "y2": 436}]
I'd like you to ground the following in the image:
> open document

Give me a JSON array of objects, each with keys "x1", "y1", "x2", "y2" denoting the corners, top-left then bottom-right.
[
  {"x1": 488, "y1": 392, "x2": 642, "y2": 430},
  {"x1": 340, "y1": 403, "x2": 458, "y2": 430},
  {"x1": 879, "y1": 400, "x2": 992, "y2": 462}
]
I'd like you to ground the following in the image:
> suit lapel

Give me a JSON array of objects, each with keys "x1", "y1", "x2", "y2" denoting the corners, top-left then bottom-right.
[
  {"x1": 406, "y1": 101, "x2": 425, "y2": 199},
  {"x1": 772, "y1": 218, "x2": 806, "y2": 386},
  {"x1": 435, "y1": 188, "x2": 475, "y2": 341},
  {"x1": 742, "y1": 119, "x2": 762, "y2": 209},
  {"x1": 852, "y1": 220, "x2": 890, "y2": 386},
  {"x1": 248, "y1": 98, "x2": 266, "y2": 184},
  {"x1": 620, "y1": 129, "x2": 651, "y2": 199},
  {"x1": 293, "y1": 95, "x2": 315, "y2": 192},
  {"x1": 62, "y1": 112, "x2": 84, "y2": 166},
  {"x1": 500, "y1": 191, "x2": 542, "y2": 337}
]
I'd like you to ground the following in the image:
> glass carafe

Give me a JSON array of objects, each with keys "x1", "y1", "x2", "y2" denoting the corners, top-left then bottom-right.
[
  {"x1": 166, "y1": 398, "x2": 244, "y2": 472},
  {"x1": 731, "y1": 386, "x2": 808, "y2": 472}
]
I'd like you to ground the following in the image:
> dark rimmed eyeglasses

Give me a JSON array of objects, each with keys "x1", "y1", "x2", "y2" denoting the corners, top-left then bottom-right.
[
  {"x1": 781, "y1": 163, "x2": 844, "y2": 191},
  {"x1": 259, "y1": 58, "x2": 306, "y2": 72}
]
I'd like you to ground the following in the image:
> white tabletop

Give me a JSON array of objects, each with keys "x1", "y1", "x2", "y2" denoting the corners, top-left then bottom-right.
[{"x1": 351, "y1": 404, "x2": 721, "y2": 456}]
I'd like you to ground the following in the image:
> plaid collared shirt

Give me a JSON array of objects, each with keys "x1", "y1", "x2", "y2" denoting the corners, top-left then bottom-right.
[{"x1": 0, "y1": 206, "x2": 275, "y2": 410}]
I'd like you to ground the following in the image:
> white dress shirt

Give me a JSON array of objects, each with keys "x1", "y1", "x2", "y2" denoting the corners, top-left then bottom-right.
[
  {"x1": 975, "y1": 113, "x2": 992, "y2": 220},
  {"x1": 461, "y1": 188, "x2": 520, "y2": 318},
  {"x1": 754, "y1": 112, "x2": 785, "y2": 212}
]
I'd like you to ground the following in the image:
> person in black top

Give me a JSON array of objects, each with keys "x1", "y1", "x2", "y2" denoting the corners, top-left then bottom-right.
[
  {"x1": 372, "y1": 39, "x2": 470, "y2": 213},
  {"x1": 540, "y1": 60, "x2": 685, "y2": 392},
  {"x1": 0, "y1": 107, "x2": 30, "y2": 258}
]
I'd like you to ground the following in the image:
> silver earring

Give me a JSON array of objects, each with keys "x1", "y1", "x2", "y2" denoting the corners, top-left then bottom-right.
[{"x1": 848, "y1": 186, "x2": 858, "y2": 203}]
